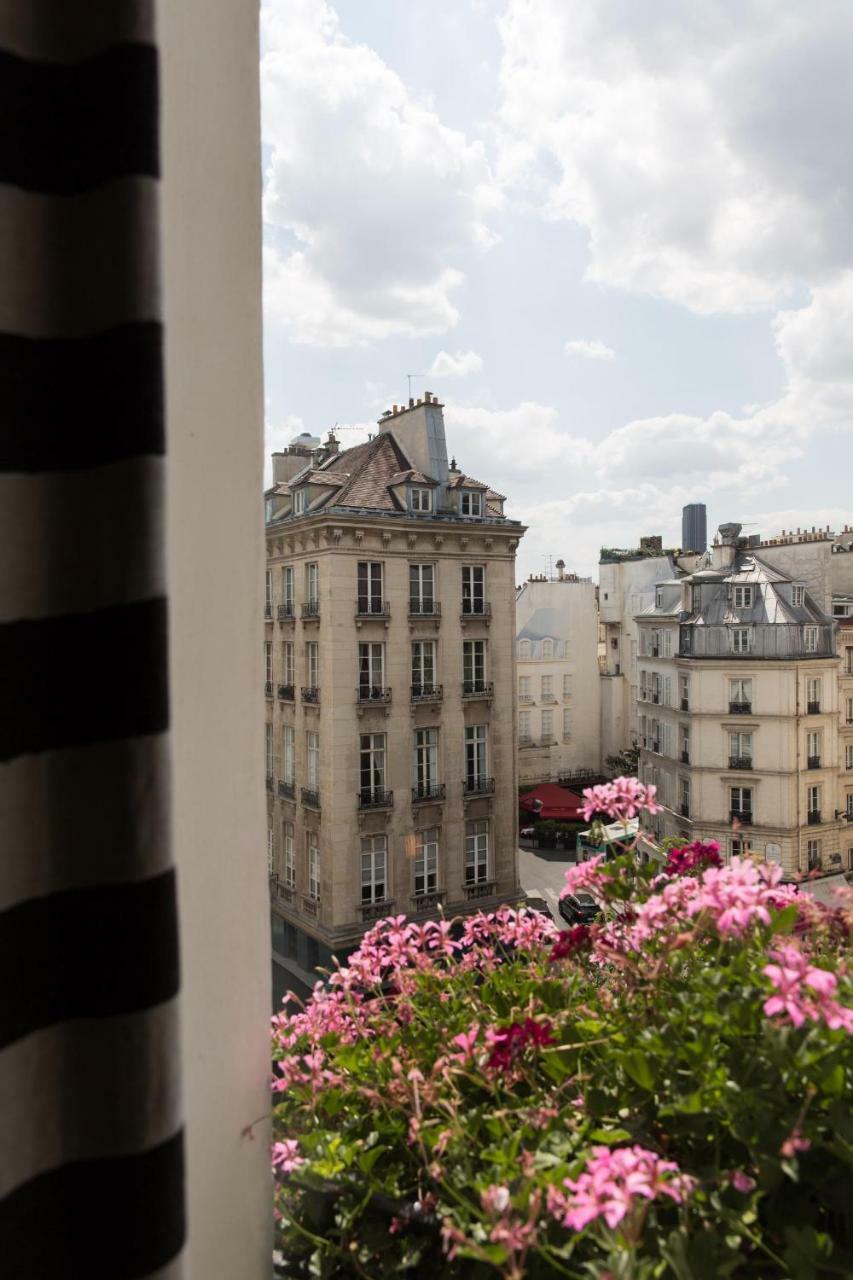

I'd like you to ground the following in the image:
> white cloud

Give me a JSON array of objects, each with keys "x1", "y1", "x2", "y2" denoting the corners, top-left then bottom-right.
[
  {"x1": 564, "y1": 339, "x2": 615, "y2": 361},
  {"x1": 261, "y1": 0, "x2": 499, "y2": 346},
  {"x1": 496, "y1": 0, "x2": 853, "y2": 315},
  {"x1": 428, "y1": 349, "x2": 484, "y2": 378}
]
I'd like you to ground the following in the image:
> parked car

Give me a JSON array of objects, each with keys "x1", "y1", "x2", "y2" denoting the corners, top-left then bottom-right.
[
  {"x1": 523, "y1": 893, "x2": 553, "y2": 919},
  {"x1": 558, "y1": 891, "x2": 600, "y2": 925}
]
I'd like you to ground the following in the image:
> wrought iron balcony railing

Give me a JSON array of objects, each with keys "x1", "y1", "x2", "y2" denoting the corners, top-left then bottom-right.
[
  {"x1": 356, "y1": 685, "x2": 391, "y2": 705},
  {"x1": 355, "y1": 600, "x2": 390, "y2": 620},
  {"x1": 277, "y1": 683, "x2": 294, "y2": 701},
  {"x1": 301, "y1": 601, "x2": 320, "y2": 620},
  {"x1": 408, "y1": 600, "x2": 441, "y2": 618},
  {"x1": 357, "y1": 788, "x2": 394, "y2": 811},
  {"x1": 807, "y1": 701, "x2": 821, "y2": 714},
  {"x1": 277, "y1": 603, "x2": 295, "y2": 620},
  {"x1": 463, "y1": 776, "x2": 495, "y2": 797},
  {"x1": 301, "y1": 686, "x2": 320, "y2": 704},
  {"x1": 730, "y1": 809, "x2": 753, "y2": 825},
  {"x1": 729, "y1": 756, "x2": 753, "y2": 770},
  {"x1": 807, "y1": 810, "x2": 822, "y2": 825},
  {"x1": 461, "y1": 600, "x2": 491, "y2": 618},
  {"x1": 729, "y1": 701, "x2": 752, "y2": 715},
  {"x1": 807, "y1": 755, "x2": 821, "y2": 770},
  {"x1": 264, "y1": 681, "x2": 274, "y2": 699},
  {"x1": 464, "y1": 879, "x2": 496, "y2": 900},
  {"x1": 301, "y1": 787, "x2": 320, "y2": 810},
  {"x1": 412, "y1": 782, "x2": 445, "y2": 804},
  {"x1": 410, "y1": 683, "x2": 442, "y2": 703},
  {"x1": 462, "y1": 680, "x2": 494, "y2": 699},
  {"x1": 278, "y1": 780, "x2": 295, "y2": 800}
]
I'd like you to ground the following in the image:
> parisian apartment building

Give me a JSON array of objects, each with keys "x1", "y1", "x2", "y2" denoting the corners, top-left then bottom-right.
[
  {"x1": 515, "y1": 567, "x2": 601, "y2": 784},
  {"x1": 635, "y1": 521, "x2": 853, "y2": 876},
  {"x1": 263, "y1": 394, "x2": 525, "y2": 991}
]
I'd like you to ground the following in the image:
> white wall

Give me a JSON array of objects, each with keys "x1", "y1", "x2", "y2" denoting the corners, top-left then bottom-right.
[{"x1": 160, "y1": 0, "x2": 272, "y2": 1274}]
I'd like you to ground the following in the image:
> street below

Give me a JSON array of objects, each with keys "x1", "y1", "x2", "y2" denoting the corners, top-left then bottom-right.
[{"x1": 517, "y1": 841, "x2": 577, "y2": 923}]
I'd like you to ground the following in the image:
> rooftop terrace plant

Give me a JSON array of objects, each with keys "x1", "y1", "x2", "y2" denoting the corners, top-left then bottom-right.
[{"x1": 272, "y1": 781, "x2": 852, "y2": 1279}]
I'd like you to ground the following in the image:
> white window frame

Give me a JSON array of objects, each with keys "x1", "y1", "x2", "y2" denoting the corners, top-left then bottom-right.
[
  {"x1": 410, "y1": 487, "x2": 433, "y2": 513},
  {"x1": 357, "y1": 561, "x2": 384, "y2": 614},
  {"x1": 462, "y1": 565, "x2": 485, "y2": 614},
  {"x1": 282, "y1": 821, "x2": 295, "y2": 889},
  {"x1": 562, "y1": 707, "x2": 572, "y2": 739},
  {"x1": 518, "y1": 639, "x2": 531, "y2": 659},
  {"x1": 413, "y1": 728, "x2": 438, "y2": 793},
  {"x1": 267, "y1": 827, "x2": 275, "y2": 875},
  {"x1": 265, "y1": 722, "x2": 274, "y2": 779},
  {"x1": 282, "y1": 564, "x2": 294, "y2": 611},
  {"x1": 792, "y1": 585, "x2": 805, "y2": 607},
  {"x1": 731, "y1": 627, "x2": 752, "y2": 654},
  {"x1": 519, "y1": 710, "x2": 531, "y2": 741},
  {"x1": 414, "y1": 828, "x2": 439, "y2": 896},
  {"x1": 463, "y1": 639, "x2": 486, "y2": 689},
  {"x1": 409, "y1": 563, "x2": 434, "y2": 613},
  {"x1": 282, "y1": 640, "x2": 294, "y2": 686},
  {"x1": 519, "y1": 675, "x2": 531, "y2": 698},
  {"x1": 464, "y1": 819, "x2": 489, "y2": 885},
  {"x1": 729, "y1": 731, "x2": 753, "y2": 760},
  {"x1": 807, "y1": 784, "x2": 821, "y2": 816},
  {"x1": 806, "y1": 838, "x2": 822, "y2": 870},
  {"x1": 541, "y1": 673, "x2": 553, "y2": 700},
  {"x1": 541, "y1": 709, "x2": 554, "y2": 741},
  {"x1": 806, "y1": 730, "x2": 821, "y2": 760},
  {"x1": 807, "y1": 677, "x2": 822, "y2": 707},
  {"x1": 358, "y1": 641, "x2": 385, "y2": 693},
  {"x1": 465, "y1": 724, "x2": 488, "y2": 786},
  {"x1": 360, "y1": 732, "x2": 386, "y2": 797},
  {"x1": 307, "y1": 834, "x2": 320, "y2": 901},
  {"x1": 846, "y1": 744, "x2": 853, "y2": 770},
  {"x1": 803, "y1": 626, "x2": 819, "y2": 653},
  {"x1": 846, "y1": 696, "x2": 853, "y2": 725},
  {"x1": 264, "y1": 641, "x2": 273, "y2": 684},
  {"x1": 461, "y1": 490, "x2": 483, "y2": 517},
  {"x1": 306, "y1": 730, "x2": 320, "y2": 790},
  {"x1": 293, "y1": 488, "x2": 306, "y2": 515},
  {"x1": 733, "y1": 585, "x2": 753, "y2": 609},
  {"x1": 265, "y1": 569, "x2": 273, "y2": 609},
  {"x1": 360, "y1": 834, "x2": 388, "y2": 905},
  {"x1": 282, "y1": 725, "x2": 295, "y2": 785},
  {"x1": 305, "y1": 561, "x2": 319, "y2": 607},
  {"x1": 541, "y1": 638, "x2": 554, "y2": 658},
  {"x1": 411, "y1": 639, "x2": 436, "y2": 691},
  {"x1": 563, "y1": 673, "x2": 572, "y2": 699},
  {"x1": 731, "y1": 785, "x2": 753, "y2": 815},
  {"x1": 730, "y1": 677, "x2": 752, "y2": 706}
]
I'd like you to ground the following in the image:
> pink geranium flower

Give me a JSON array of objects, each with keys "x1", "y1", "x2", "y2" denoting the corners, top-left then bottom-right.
[
  {"x1": 272, "y1": 1139, "x2": 305, "y2": 1174},
  {"x1": 580, "y1": 777, "x2": 663, "y2": 824},
  {"x1": 548, "y1": 1145, "x2": 695, "y2": 1232}
]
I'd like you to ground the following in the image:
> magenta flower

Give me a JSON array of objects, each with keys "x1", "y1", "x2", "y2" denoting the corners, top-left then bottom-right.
[
  {"x1": 763, "y1": 944, "x2": 853, "y2": 1033},
  {"x1": 548, "y1": 1145, "x2": 695, "y2": 1232},
  {"x1": 665, "y1": 840, "x2": 722, "y2": 876},
  {"x1": 550, "y1": 925, "x2": 593, "y2": 961},
  {"x1": 580, "y1": 777, "x2": 663, "y2": 824},
  {"x1": 272, "y1": 1139, "x2": 305, "y2": 1174},
  {"x1": 561, "y1": 854, "x2": 608, "y2": 898},
  {"x1": 486, "y1": 1017, "x2": 555, "y2": 1071},
  {"x1": 730, "y1": 1170, "x2": 756, "y2": 1193}
]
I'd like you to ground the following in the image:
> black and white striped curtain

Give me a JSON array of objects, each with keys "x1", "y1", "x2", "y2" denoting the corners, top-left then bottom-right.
[{"x1": 0, "y1": 4, "x2": 184, "y2": 1275}]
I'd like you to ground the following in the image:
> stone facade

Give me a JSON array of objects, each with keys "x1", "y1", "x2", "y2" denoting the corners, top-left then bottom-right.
[{"x1": 264, "y1": 397, "x2": 525, "y2": 977}]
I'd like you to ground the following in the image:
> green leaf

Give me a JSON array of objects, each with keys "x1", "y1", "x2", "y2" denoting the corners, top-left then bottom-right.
[
  {"x1": 820, "y1": 1063, "x2": 845, "y2": 1096},
  {"x1": 589, "y1": 1128, "x2": 633, "y2": 1144},
  {"x1": 623, "y1": 1050, "x2": 655, "y2": 1090},
  {"x1": 770, "y1": 904, "x2": 799, "y2": 935}
]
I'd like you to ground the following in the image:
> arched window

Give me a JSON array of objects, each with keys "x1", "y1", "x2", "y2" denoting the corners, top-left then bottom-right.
[
  {"x1": 518, "y1": 639, "x2": 531, "y2": 659},
  {"x1": 542, "y1": 638, "x2": 554, "y2": 658}
]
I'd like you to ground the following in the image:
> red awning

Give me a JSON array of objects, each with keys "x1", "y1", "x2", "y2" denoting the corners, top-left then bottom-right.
[{"x1": 519, "y1": 784, "x2": 584, "y2": 821}]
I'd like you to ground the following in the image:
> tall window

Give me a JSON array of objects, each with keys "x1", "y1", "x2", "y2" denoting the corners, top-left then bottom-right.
[
  {"x1": 729, "y1": 677, "x2": 752, "y2": 710},
  {"x1": 663, "y1": 629, "x2": 673, "y2": 657},
  {"x1": 541, "y1": 709, "x2": 553, "y2": 741},
  {"x1": 267, "y1": 827, "x2": 275, "y2": 875},
  {"x1": 306, "y1": 731, "x2": 320, "y2": 790},
  {"x1": 541, "y1": 674, "x2": 553, "y2": 700},
  {"x1": 691, "y1": 584, "x2": 701, "y2": 613},
  {"x1": 358, "y1": 642, "x2": 385, "y2": 695},
  {"x1": 562, "y1": 707, "x2": 572, "y2": 739},
  {"x1": 360, "y1": 732, "x2": 386, "y2": 800},
  {"x1": 847, "y1": 792, "x2": 853, "y2": 816},
  {"x1": 265, "y1": 722, "x2": 274, "y2": 779},
  {"x1": 803, "y1": 626, "x2": 819, "y2": 653},
  {"x1": 461, "y1": 490, "x2": 483, "y2": 517},
  {"x1": 465, "y1": 820, "x2": 489, "y2": 885},
  {"x1": 518, "y1": 639, "x2": 531, "y2": 658},
  {"x1": 307, "y1": 833, "x2": 319, "y2": 901},
  {"x1": 282, "y1": 821, "x2": 295, "y2": 889},
  {"x1": 806, "y1": 677, "x2": 822, "y2": 710},
  {"x1": 357, "y1": 561, "x2": 384, "y2": 613},
  {"x1": 282, "y1": 640, "x2": 294, "y2": 686},
  {"x1": 729, "y1": 731, "x2": 752, "y2": 764},
  {"x1": 792, "y1": 585, "x2": 805, "y2": 607},
  {"x1": 541, "y1": 638, "x2": 554, "y2": 658},
  {"x1": 264, "y1": 641, "x2": 273, "y2": 685},
  {"x1": 519, "y1": 710, "x2": 531, "y2": 740},
  {"x1": 563, "y1": 674, "x2": 572, "y2": 699},
  {"x1": 306, "y1": 641, "x2": 319, "y2": 688},
  {"x1": 731, "y1": 786, "x2": 752, "y2": 817},
  {"x1": 411, "y1": 640, "x2": 435, "y2": 692},
  {"x1": 846, "y1": 745, "x2": 853, "y2": 770},
  {"x1": 282, "y1": 725, "x2": 295, "y2": 785},
  {"x1": 462, "y1": 565, "x2": 484, "y2": 614},
  {"x1": 679, "y1": 673, "x2": 690, "y2": 709},
  {"x1": 845, "y1": 646, "x2": 853, "y2": 676},
  {"x1": 305, "y1": 561, "x2": 319, "y2": 607},
  {"x1": 519, "y1": 675, "x2": 531, "y2": 698},
  {"x1": 465, "y1": 725, "x2": 488, "y2": 787},
  {"x1": 680, "y1": 723, "x2": 690, "y2": 760},
  {"x1": 281, "y1": 565, "x2": 294, "y2": 613},
  {"x1": 806, "y1": 839, "x2": 821, "y2": 871},
  {"x1": 409, "y1": 563, "x2": 434, "y2": 613},
  {"x1": 806, "y1": 730, "x2": 821, "y2": 764},
  {"x1": 414, "y1": 829, "x2": 439, "y2": 896},
  {"x1": 360, "y1": 835, "x2": 387, "y2": 904},
  {"x1": 411, "y1": 487, "x2": 433, "y2": 512},
  {"x1": 807, "y1": 785, "x2": 821, "y2": 818},
  {"x1": 731, "y1": 835, "x2": 753, "y2": 857},
  {"x1": 265, "y1": 569, "x2": 273, "y2": 611},
  {"x1": 679, "y1": 776, "x2": 690, "y2": 815},
  {"x1": 731, "y1": 627, "x2": 752, "y2": 654},
  {"x1": 293, "y1": 488, "x2": 306, "y2": 515},
  {"x1": 463, "y1": 640, "x2": 486, "y2": 692},
  {"x1": 846, "y1": 697, "x2": 853, "y2": 725},
  {"x1": 733, "y1": 585, "x2": 753, "y2": 608},
  {"x1": 413, "y1": 728, "x2": 438, "y2": 796}
]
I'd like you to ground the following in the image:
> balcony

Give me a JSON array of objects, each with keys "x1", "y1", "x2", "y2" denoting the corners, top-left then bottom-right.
[
  {"x1": 356, "y1": 685, "x2": 392, "y2": 707},
  {"x1": 519, "y1": 735, "x2": 536, "y2": 747},
  {"x1": 410, "y1": 889, "x2": 444, "y2": 913},
  {"x1": 277, "y1": 603, "x2": 295, "y2": 621},
  {"x1": 679, "y1": 804, "x2": 690, "y2": 819},
  {"x1": 730, "y1": 810, "x2": 753, "y2": 825},
  {"x1": 729, "y1": 756, "x2": 753, "y2": 771},
  {"x1": 807, "y1": 701, "x2": 821, "y2": 714},
  {"x1": 807, "y1": 810, "x2": 822, "y2": 825},
  {"x1": 277, "y1": 780, "x2": 295, "y2": 801},
  {"x1": 460, "y1": 600, "x2": 491, "y2": 626},
  {"x1": 264, "y1": 681, "x2": 274, "y2": 699},
  {"x1": 360, "y1": 899, "x2": 394, "y2": 923},
  {"x1": 272, "y1": 877, "x2": 295, "y2": 906},
  {"x1": 412, "y1": 782, "x2": 446, "y2": 805},
  {"x1": 358, "y1": 787, "x2": 393, "y2": 811},
  {"x1": 408, "y1": 600, "x2": 441, "y2": 619},
  {"x1": 301, "y1": 601, "x2": 320, "y2": 622},
  {"x1": 462, "y1": 680, "x2": 494, "y2": 700},
  {"x1": 301, "y1": 895, "x2": 319, "y2": 917},
  {"x1": 518, "y1": 693, "x2": 534, "y2": 704},
  {"x1": 539, "y1": 694, "x2": 557, "y2": 704},
  {"x1": 355, "y1": 601, "x2": 390, "y2": 628},
  {"x1": 464, "y1": 879, "x2": 496, "y2": 900},
  {"x1": 277, "y1": 683, "x2": 295, "y2": 701},
  {"x1": 680, "y1": 698, "x2": 689, "y2": 711},
  {"x1": 729, "y1": 701, "x2": 752, "y2": 715},
  {"x1": 463, "y1": 776, "x2": 495, "y2": 797},
  {"x1": 807, "y1": 755, "x2": 821, "y2": 770},
  {"x1": 410, "y1": 683, "x2": 442, "y2": 704},
  {"x1": 265, "y1": 773, "x2": 274, "y2": 793},
  {"x1": 301, "y1": 686, "x2": 320, "y2": 704},
  {"x1": 301, "y1": 787, "x2": 320, "y2": 810},
  {"x1": 680, "y1": 751, "x2": 690, "y2": 765}
]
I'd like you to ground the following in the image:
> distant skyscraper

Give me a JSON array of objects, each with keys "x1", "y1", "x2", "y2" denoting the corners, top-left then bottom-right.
[{"x1": 682, "y1": 503, "x2": 707, "y2": 554}]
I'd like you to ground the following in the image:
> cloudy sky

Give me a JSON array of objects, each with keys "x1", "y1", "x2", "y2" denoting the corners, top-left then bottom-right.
[{"x1": 261, "y1": 0, "x2": 853, "y2": 580}]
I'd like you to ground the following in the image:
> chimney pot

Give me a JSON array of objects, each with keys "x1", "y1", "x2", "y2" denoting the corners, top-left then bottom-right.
[
  {"x1": 417, "y1": 397, "x2": 422, "y2": 405},
  {"x1": 424, "y1": 391, "x2": 432, "y2": 403},
  {"x1": 409, "y1": 397, "x2": 415, "y2": 408},
  {"x1": 392, "y1": 405, "x2": 398, "y2": 414}
]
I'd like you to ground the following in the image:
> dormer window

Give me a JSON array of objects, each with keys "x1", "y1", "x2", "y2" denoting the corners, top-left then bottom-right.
[
  {"x1": 293, "y1": 488, "x2": 306, "y2": 515},
  {"x1": 733, "y1": 585, "x2": 753, "y2": 608},
  {"x1": 792, "y1": 585, "x2": 805, "y2": 607},
  {"x1": 460, "y1": 491, "x2": 483, "y2": 517},
  {"x1": 411, "y1": 487, "x2": 432, "y2": 513},
  {"x1": 655, "y1": 588, "x2": 663, "y2": 608},
  {"x1": 691, "y1": 585, "x2": 701, "y2": 613}
]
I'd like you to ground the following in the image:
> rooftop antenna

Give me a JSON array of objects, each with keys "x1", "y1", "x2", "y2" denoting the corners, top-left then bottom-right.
[{"x1": 407, "y1": 373, "x2": 425, "y2": 400}]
